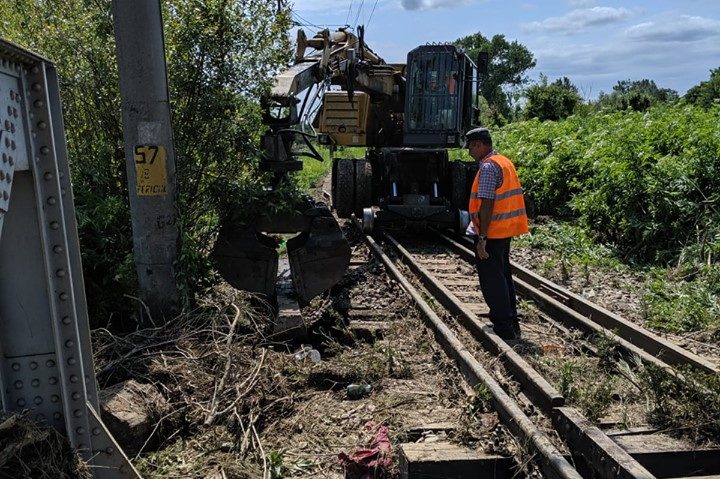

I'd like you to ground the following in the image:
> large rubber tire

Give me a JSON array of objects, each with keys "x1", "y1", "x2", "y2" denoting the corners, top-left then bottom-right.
[
  {"x1": 354, "y1": 159, "x2": 372, "y2": 217},
  {"x1": 450, "y1": 161, "x2": 468, "y2": 211},
  {"x1": 333, "y1": 158, "x2": 355, "y2": 218}
]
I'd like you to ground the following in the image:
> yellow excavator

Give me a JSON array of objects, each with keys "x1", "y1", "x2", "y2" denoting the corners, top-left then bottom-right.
[{"x1": 213, "y1": 27, "x2": 487, "y2": 304}]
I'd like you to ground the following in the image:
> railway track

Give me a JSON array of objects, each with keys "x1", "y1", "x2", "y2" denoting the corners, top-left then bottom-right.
[{"x1": 351, "y1": 218, "x2": 720, "y2": 479}]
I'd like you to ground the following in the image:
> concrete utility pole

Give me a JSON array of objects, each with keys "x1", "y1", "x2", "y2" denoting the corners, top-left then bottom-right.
[{"x1": 112, "y1": 0, "x2": 179, "y2": 323}]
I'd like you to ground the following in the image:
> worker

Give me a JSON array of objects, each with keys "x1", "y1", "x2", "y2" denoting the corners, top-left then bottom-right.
[{"x1": 465, "y1": 127, "x2": 528, "y2": 340}]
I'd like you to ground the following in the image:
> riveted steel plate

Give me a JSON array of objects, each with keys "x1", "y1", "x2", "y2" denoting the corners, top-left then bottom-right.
[
  {"x1": 0, "y1": 39, "x2": 140, "y2": 479},
  {"x1": 0, "y1": 68, "x2": 27, "y2": 235}
]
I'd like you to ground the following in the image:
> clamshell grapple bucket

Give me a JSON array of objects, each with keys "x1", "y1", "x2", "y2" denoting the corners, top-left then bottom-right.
[
  {"x1": 213, "y1": 224, "x2": 279, "y2": 298},
  {"x1": 212, "y1": 206, "x2": 350, "y2": 304},
  {"x1": 287, "y1": 211, "x2": 350, "y2": 302}
]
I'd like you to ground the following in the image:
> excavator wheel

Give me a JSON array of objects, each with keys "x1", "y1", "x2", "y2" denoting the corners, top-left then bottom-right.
[
  {"x1": 333, "y1": 158, "x2": 354, "y2": 218},
  {"x1": 354, "y1": 159, "x2": 372, "y2": 217},
  {"x1": 450, "y1": 161, "x2": 468, "y2": 211}
]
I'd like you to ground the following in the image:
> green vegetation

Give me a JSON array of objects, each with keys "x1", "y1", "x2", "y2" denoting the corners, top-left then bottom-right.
[
  {"x1": 515, "y1": 222, "x2": 620, "y2": 268},
  {"x1": 453, "y1": 31, "x2": 536, "y2": 124},
  {"x1": 293, "y1": 146, "x2": 366, "y2": 192},
  {"x1": 596, "y1": 79, "x2": 679, "y2": 112},
  {"x1": 685, "y1": 67, "x2": 720, "y2": 109},
  {"x1": 539, "y1": 356, "x2": 617, "y2": 422},
  {"x1": 497, "y1": 98, "x2": 720, "y2": 334},
  {"x1": 0, "y1": 0, "x2": 292, "y2": 325},
  {"x1": 497, "y1": 103, "x2": 720, "y2": 265},
  {"x1": 640, "y1": 364, "x2": 720, "y2": 441},
  {"x1": 643, "y1": 265, "x2": 720, "y2": 334},
  {"x1": 524, "y1": 75, "x2": 582, "y2": 122}
]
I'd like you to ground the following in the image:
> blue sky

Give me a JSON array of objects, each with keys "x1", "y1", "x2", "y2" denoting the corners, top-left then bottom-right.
[{"x1": 289, "y1": 0, "x2": 720, "y2": 98}]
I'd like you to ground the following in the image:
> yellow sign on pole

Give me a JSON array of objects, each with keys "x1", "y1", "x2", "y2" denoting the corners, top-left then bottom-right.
[{"x1": 134, "y1": 145, "x2": 168, "y2": 196}]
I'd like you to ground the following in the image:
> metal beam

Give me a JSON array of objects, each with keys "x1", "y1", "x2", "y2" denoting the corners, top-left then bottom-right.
[{"x1": 0, "y1": 40, "x2": 140, "y2": 478}]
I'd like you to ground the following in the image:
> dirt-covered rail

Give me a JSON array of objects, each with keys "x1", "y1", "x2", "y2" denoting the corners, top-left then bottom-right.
[
  {"x1": 352, "y1": 218, "x2": 720, "y2": 479},
  {"x1": 436, "y1": 231, "x2": 719, "y2": 376}
]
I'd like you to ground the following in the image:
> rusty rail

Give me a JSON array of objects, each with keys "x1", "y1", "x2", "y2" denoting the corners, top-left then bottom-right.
[
  {"x1": 438, "y1": 231, "x2": 718, "y2": 375},
  {"x1": 352, "y1": 220, "x2": 655, "y2": 479}
]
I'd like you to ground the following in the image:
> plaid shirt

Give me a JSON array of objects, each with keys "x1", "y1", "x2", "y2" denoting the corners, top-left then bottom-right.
[
  {"x1": 466, "y1": 150, "x2": 504, "y2": 236},
  {"x1": 477, "y1": 150, "x2": 503, "y2": 199}
]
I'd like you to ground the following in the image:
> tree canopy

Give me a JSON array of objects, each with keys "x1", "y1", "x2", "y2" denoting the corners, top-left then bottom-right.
[
  {"x1": 0, "y1": 0, "x2": 292, "y2": 326},
  {"x1": 597, "y1": 79, "x2": 678, "y2": 112},
  {"x1": 524, "y1": 75, "x2": 581, "y2": 122},
  {"x1": 453, "y1": 32, "x2": 536, "y2": 123},
  {"x1": 684, "y1": 67, "x2": 720, "y2": 108}
]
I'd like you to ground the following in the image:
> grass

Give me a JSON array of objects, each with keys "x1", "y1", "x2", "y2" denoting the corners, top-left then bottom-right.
[
  {"x1": 536, "y1": 354, "x2": 621, "y2": 422},
  {"x1": 642, "y1": 264, "x2": 720, "y2": 335},
  {"x1": 639, "y1": 364, "x2": 720, "y2": 442},
  {"x1": 293, "y1": 145, "x2": 366, "y2": 192},
  {"x1": 515, "y1": 220, "x2": 622, "y2": 270},
  {"x1": 515, "y1": 218, "x2": 720, "y2": 336}
]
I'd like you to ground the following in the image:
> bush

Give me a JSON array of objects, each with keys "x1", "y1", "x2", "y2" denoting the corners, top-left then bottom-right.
[
  {"x1": 0, "y1": 0, "x2": 292, "y2": 326},
  {"x1": 496, "y1": 103, "x2": 720, "y2": 264}
]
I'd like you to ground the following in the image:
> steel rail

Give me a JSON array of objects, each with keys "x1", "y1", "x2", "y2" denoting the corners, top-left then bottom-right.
[
  {"x1": 382, "y1": 230, "x2": 656, "y2": 479},
  {"x1": 383, "y1": 232, "x2": 564, "y2": 412},
  {"x1": 352, "y1": 219, "x2": 583, "y2": 479},
  {"x1": 438, "y1": 231, "x2": 718, "y2": 375}
]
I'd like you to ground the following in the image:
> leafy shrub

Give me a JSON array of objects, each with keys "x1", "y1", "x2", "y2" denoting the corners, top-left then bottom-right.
[
  {"x1": 0, "y1": 0, "x2": 292, "y2": 326},
  {"x1": 496, "y1": 103, "x2": 720, "y2": 264}
]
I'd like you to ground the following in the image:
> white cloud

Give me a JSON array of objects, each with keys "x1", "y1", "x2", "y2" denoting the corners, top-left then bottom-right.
[
  {"x1": 400, "y1": 0, "x2": 476, "y2": 11},
  {"x1": 626, "y1": 15, "x2": 720, "y2": 42},
  {"x1": 523, "y1": 7, "x2": 632, "y2": 34},
  {"x1": 568, "y1": 0, "x2": 594, "y2": 7},
  {"x1": 529, "y1": 32, "x2": 720, "y2": 96}
]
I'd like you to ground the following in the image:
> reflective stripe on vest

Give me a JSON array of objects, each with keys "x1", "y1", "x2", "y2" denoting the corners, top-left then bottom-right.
[{"x1": 468, "y1": 154, "x2": 529, "y2": 239}]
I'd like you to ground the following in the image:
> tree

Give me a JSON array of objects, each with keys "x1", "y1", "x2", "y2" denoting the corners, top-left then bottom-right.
[
  {"x1": 0, "y1": 0, "x2": 292, "y2": 326},
  {"x1": 685, "y1": 67, "x2": 720, "y2": 108},
  {"x1": 524, "y1": 75, "x2": 581, "y2": 121},
  {"x1": 597, "y1": 79, "x2": 678, "y2": 112},
  {"x1": 454, "y1": 32, "x2": 536, "y2": 122}
]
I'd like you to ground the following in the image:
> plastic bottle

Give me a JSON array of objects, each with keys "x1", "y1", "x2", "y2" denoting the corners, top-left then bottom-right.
[
  {"x1": 293, "y1": 345, "x2": 321, "y2": 363},
  {"x1": 346, "y1": 383, "x2": 372, "y2": 399}
]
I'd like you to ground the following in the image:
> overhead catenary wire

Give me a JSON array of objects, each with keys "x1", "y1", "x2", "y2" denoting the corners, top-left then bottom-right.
[
  {"x1": 366, "y1": 0, "x2": 380, "y2": 30},
  {"x1": 353, "y1": 0, "x2": 366, "y2": 28}
]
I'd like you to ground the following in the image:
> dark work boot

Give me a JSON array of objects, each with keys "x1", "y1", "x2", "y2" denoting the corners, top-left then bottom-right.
[
  {"x1": 492, "y1": 323, "x2": 517, "y2": 341},
  {"x1": 512, "y1": 317, "x2": 522, "y2": 339}
]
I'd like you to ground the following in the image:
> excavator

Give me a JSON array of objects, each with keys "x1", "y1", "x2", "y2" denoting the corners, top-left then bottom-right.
[{"x1": 213, "y1": 27, "x2": 486, "y2": 304}]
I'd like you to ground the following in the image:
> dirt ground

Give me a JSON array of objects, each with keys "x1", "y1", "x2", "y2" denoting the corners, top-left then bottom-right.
[{"x1": 5, "y1": 170, "x2": 716, "y2": 477}]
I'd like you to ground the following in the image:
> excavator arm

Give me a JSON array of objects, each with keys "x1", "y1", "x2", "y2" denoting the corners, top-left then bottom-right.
[
  {"x1": 213, "y1": 27, "x2": 484, "y2": 304},
  {"x1": 213, "y1": 28, "x2": 388, "y2": 304}
]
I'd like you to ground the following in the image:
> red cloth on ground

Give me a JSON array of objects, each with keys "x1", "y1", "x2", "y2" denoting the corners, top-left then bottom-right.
[{"x1": 338, "y1": 422, "x2": 392, "y2": 479}]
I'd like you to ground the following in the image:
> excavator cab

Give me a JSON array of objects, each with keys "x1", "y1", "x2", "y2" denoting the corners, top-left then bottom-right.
[{"x1": 404, "y1": 44, "x2": 478, "y2": 147}]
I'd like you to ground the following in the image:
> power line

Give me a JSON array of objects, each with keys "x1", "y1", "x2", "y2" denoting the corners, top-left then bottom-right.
[
  {"x1": 366, "y1": 0, "x2": 380, "y2": 30},
  {"x1": 353, "y1": 0, "x2": 365, "y2": 27},
  {"x1": 292, "y1": 12, "x2": 323, "y2": 30},
  {"x1": 345, "y1": 0, "x2": 354, "y2": 27}
]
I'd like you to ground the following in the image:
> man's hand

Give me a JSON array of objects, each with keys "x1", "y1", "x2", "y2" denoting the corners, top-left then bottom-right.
[{"x1": 476, "y1": 238, "x2": 489, "y2": 259}]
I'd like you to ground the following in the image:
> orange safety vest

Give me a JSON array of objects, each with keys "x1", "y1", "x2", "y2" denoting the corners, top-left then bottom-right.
[{"x1": 468, "y1": 153, "x2": 529, "y2": 239}]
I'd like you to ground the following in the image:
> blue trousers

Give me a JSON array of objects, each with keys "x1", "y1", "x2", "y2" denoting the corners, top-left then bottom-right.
[{"x1": 474, "y1": 237, "x2": 519, "y2": 339}]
